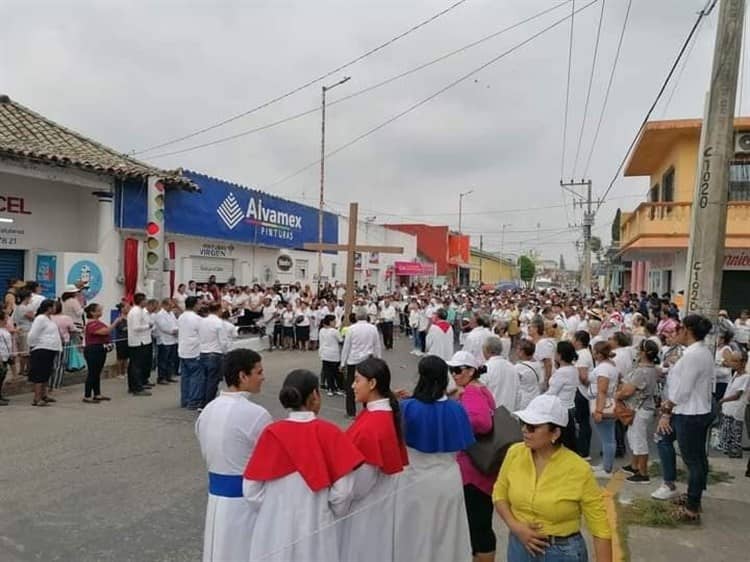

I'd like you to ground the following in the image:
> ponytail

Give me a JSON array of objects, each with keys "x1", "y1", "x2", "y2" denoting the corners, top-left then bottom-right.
[{"x1": 386, "y1": 390, "x2": 404, "y2": 444}]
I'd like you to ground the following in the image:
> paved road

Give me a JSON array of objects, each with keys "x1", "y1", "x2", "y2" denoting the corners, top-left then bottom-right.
[{"x1": 0, "y1": 335, "x2": 422, "y2": 562}]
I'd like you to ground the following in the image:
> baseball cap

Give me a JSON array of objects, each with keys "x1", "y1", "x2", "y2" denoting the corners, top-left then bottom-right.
[
  {"x1": 445, "y1": 350, "x2": 480, "y2": 369},
  {"x1": 514, "y1": 395, "x2": 568, "y2": 427}
]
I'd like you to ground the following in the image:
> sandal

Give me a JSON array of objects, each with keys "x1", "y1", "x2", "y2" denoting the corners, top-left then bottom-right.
[
  {"x1": 671, "y1": 495, "x2": 702, "y2": 512},
  {"x1": 31, "y1": 400, "x2": 49, "y2": 407},
  {"x1": 673, "y1": 506, "x2": 701, "y2": 524},
  {"x1": 41, "y1": 396, "x2": 57, "y2": 403}
]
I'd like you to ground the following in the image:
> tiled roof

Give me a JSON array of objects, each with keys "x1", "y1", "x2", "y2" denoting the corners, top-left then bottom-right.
[{"x1": 0, "y1": 94, "x2": 195, "y2": 188}]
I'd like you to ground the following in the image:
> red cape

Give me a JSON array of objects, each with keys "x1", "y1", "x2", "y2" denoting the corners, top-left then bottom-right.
[
  {"x1": 346, "y1": 410, "x2": 409, "y2": 475},
  {"x1": 433, "y1": 320, "x2": 452, "y2": 334},
  {"x1": 243, "y1": 418, "x2": 364, "y2": 492}
]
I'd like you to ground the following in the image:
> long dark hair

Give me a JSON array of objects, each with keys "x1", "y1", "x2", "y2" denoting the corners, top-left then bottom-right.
[
  {"x1": 279, "y1": 369, "x2": 319, "y2": 410},
  {"x1": 356, "y1": 357, "x2": 403, "y2": 443},
  {"x1": 413, "y1": 355, "x2": 448, "y2": 403}
]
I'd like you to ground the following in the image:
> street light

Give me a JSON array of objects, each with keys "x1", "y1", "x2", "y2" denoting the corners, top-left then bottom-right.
[
  {"x1": 317, "y1": 76, "x2": 351, "y2": 295},
  {"x1": 500, "y1": 223, "x2": 511, "y2": 260},
  {"x1": 458, "y1": 189, "x2": 473, "y2": 234}
]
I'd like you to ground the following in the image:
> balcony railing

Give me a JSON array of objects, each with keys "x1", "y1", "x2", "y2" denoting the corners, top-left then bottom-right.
[{"x1": 620, "y1": 201, "x2": 750, "y2": 248}]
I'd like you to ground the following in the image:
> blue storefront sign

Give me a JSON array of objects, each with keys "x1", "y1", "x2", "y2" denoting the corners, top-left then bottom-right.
[
  {"x1": 35, "y1": 255, "x2": 57, "y2": 298},
  {"x1": 115, "y1": 171, "x2": 338, "y2": 250},
  {"x1": 67, "y1": 260, "x2": 103, "y2": 301}
]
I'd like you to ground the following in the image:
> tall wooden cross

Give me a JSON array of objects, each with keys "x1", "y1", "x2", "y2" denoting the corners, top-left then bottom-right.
[{"x1": 304, "y1": 202, "x2": 404, "y2": 322}]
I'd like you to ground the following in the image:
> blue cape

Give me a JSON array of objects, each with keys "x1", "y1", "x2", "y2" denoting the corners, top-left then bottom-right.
[{"x1": 401, "y1": 398, "x2": 475, "y2": 453}]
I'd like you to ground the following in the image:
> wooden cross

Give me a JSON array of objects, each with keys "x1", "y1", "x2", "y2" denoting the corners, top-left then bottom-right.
[{"x1": 303, "y1": 202, "x2": 403, "y2": 322}]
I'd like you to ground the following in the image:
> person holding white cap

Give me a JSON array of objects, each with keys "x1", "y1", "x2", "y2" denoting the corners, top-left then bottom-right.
[{"x1": 493, "y1": 395, "x2": 612, "y2": 562}]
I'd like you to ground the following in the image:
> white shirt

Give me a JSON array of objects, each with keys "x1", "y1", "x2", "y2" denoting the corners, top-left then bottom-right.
[
  {"x1": 480, "y1": 355, "x2": 519, "y2": 411},
  {"x1": 515, "y1": 360, "x2": 542, "y2": 410},
  {"x1": 127, "y1": 305, "x2": 152, "y2": 346},
  {"x1": 341, "y1": 320, "x2": 381, "y2": 367},
  {"x1": 177, "y1": 310, "x2": 202, "y2": 359},
  {"x1": 153, "y1": 309, "x2": 178, "y2": 346},
  {"x1": 668, "y1": 341, "x2": 714, "y2": 416},
  {"x1": 0, "y1": 327, "x2": 12, "y2": 362},
  {"x1": 734, "y1": 319, "x2": 750, "y2": 345},
  {"x1": 200, "y1": 314, "x2": 230, "y2": 354},
  {"x1": 546, "y1": 365, "x2": 579, "y2": 410},
  {"x1": 575, "y1": 347, "x2": 595, "y2": 398},
  {"x1": 613, "y1": 347, "x2": 636, "y2": 378},
  {"x1": 533, "y1": 338, "x2": 556, "y2": 366},
  {"x1": 721, "y1": 373, "x2": 750, "y2": 420},
  {"x1": 173, "y1": 291, "x2": 187, "y2": 311},
  {"x1": 590, "y1": 361, "x2": 619, "y2": 399},
  {"x1": 28, "y1": 314, "x2": 62, "y2": 352},
  {"x1": 380, "y1": 305, "x2": 397, "y2": 323},
  {"x1": 318, "y1": 326, "x2": 343, "y2": 363},
  {"x1": 463, "y1": 326, "x2": 493, "y2": 366}
]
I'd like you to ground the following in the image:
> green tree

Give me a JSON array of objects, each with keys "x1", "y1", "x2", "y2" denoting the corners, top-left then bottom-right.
[{"x1": 518, "y1": 255, "x2": 536, "y2": 286}]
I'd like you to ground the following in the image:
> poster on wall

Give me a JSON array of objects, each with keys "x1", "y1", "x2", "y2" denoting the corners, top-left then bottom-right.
[
  {"x1": 35, "y1": 255, "x2": 57, "y2": 298},
  {"x1": 67, "y1": 260, "x2": 103, "y2": 300},
  {"x1": 369, "y1": 252, "x2": 380, "y2": 265},
  {"x1": 354, "y1": 252, "x2": 363, "y2": 269}
]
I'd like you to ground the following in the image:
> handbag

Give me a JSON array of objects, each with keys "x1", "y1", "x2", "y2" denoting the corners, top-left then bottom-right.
[
  {"x1": 589, "y1": 395, "x2": 616, "y2": 419},
  {"x1": 466, "y1": 406, "x2": 523, "y2": 476},
  {"x1": 614, "y1": 393, "x2": 649, "y2": 426},
  {"x1": 66, "y1": 345, "x2": 86, "y2": 371}
]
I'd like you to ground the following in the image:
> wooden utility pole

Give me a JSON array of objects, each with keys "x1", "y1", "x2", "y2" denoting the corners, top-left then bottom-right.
[
  {"x1": 685, "y1": 0, "x2": 745, "y2": 317},
  {"x1": 304, "y1": 203, "x2": 403, "y2": 323}
]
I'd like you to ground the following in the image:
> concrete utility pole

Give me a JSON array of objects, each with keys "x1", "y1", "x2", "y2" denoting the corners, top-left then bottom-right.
[
  {"x1": 458, "y1": 189, "x2": 473, "y2": 234},
  {"x1": 317, "y1": 76, "x2": 351, "y2": 296},
  {"x1": 561, "y1": 179, "x2": 595, "y2": 294},
  {"x1": 479, "y1": 234, "x2": 484, "y2": 284},
  {"x1": 685, "y1": 0, "x2": 745, "y2": 317}
]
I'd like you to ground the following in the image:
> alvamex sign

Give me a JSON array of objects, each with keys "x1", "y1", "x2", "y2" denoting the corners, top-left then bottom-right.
[{"x1": 247, "y1": 198, "x2": 302, "y2": 229}]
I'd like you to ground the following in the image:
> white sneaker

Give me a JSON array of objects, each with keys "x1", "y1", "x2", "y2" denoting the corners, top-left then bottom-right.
[
  {"x1": 592, "y1": 468, "x2": 613, "y2": 479},
  {"x1": 651, "y1": 484, "x2": 680, "y2": 501},
  {"x1": 327, "y1": 391, "x2": 334, "y2": 397},
  {"x1": 590, "y1": 464, "x2": 605, "y2": 471}
]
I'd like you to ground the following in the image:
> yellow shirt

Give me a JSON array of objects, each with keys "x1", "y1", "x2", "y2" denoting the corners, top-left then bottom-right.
[{"x1": 492, "y1": 443, "x2": 612, "y2": 539}]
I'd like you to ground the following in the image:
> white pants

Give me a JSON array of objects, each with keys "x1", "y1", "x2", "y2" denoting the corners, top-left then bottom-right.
[{"x1": 627, "y1": 408, "x2": 654, "y2": 455}]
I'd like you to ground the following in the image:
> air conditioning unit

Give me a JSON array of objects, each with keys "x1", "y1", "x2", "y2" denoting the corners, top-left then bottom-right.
[{"x1": 734, "y1": 131, "x2": 750, "y2": 155}]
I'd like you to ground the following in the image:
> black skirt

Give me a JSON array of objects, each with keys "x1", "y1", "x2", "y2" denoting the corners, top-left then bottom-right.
[
  {"x1": 295, "y1": 326, "x2": 310, "y2": 342},
  {"x1": 29, "y1": 348, "x2": 57, "y2": 384}
]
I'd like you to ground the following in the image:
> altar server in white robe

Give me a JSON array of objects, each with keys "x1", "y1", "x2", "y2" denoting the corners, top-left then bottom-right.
[
  {"x1": 395, "y1": 355, "x2": 475, "y2": 562},
  {"x1": 243, "y1": 369, "x2": 364, "y2": 562},
  {"x1": 339, "y1": 358, "x2": 409, "y2": 562},
  {"x1": 195, "y1": 349, "x2": 271, "y2": 562},
  {"x1": 426, "y1": 308, "x2": 455, "y2": 361}
]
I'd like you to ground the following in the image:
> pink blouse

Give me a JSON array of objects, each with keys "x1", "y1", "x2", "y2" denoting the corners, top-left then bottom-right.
[
  {"x1": 456, "y1": 384, "x2": 497, "y2": 495},
  {"x1": 51, "y1": 314, "x2": 76, "y2": 344}
]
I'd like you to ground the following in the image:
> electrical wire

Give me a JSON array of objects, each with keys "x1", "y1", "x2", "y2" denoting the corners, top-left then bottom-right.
[
  {"x1": 659, "y1": 20, "x2": 703, "y2": 118},
  {"x1": 560, "y1": 0, "x2": 577, "y2": 180},
  {"x1": 581, "y1": 0, "x2": 633, "y2": 179},
  {"x1": 144, "y1": 1, "x2": 574, "y2": 160},
  {"x1": 268, "y1": 0, "x2": 600, "y2": 192},
  {"x1": 571, "y1": 0, "x2": 606, "y2": 177},
  {"x1": 596, "y1": 5, "x2": 712, "y2": 211},
  {"x1": 132, "y1": 0, "x2": 473, "y2": 155}
]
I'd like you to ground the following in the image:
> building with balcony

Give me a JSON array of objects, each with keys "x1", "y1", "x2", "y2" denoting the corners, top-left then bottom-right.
[{"x1": 618, "y1": 118, "x2": 750, "y2": 314}]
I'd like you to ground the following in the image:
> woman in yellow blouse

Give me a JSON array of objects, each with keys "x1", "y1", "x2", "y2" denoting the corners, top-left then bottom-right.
[{"x1": 494, "y1": 395, "x2": 612, "y2": 562}]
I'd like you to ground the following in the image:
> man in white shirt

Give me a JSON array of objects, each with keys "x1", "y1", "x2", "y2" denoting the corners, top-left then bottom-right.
[
  {"x1": 178, "y1": 296, "x2": 205, "y2": 409},
  {"x1": 126, "y1": 293, "x2": 153, "y2": 396},
  {"x1": 479, "y1": 337, "x2": 519, "y2": 412},
  {"x1": 200, "y1": 302, "x2": 231, "y2": 407},
  {"x1": 340, "y1": 307, "x2": 382, "y2": 417},
  {"x1": 379, "y1": 298, "x2": 397, "y2": 350},
  {"x1": 154, "y1": 298, "x2": 179, "y2": 385},
  {"x1": 463, "y1": 315, "x2": 493, "y2": 366},
  {"x1": 425, "y1": 308, "x2": 454, "y2": 361},
  {"x1": 658, "y1": 314, "x2": 715, "y2": 518}
]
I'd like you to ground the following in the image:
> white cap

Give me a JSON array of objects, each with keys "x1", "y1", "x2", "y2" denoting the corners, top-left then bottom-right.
[
  {"x1": 63, "y1": 284, "x2": 80, "y2": 293},
  {"x1": 446, "y1": 350, "x2": 480, "y2": 369},
  {"x1": 514, "y1": 395, "x2": 568, "y2": 427}
]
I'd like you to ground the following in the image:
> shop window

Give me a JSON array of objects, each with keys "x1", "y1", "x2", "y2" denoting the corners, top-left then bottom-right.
[
  {"x1": 729, "y1": 160, "x2": 750, "y2": 201},
  {"x1": 661, "y1": 168, "x2": 675, "y2": 217},
  {"x1": 331, "y1": 262, "x2": 337, "y2": 280},
  {"x1": 649, "y1": 184, "x2": 659, "y2": 219}
]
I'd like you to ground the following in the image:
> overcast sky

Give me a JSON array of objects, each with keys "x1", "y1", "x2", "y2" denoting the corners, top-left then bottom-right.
[{"x1": 1, "y1": 0, "x2": 731, "y2": 265}]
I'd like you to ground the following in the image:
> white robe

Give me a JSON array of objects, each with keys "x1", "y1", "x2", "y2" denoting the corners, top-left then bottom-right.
[
  {"x1": 244, "y1": 412, "x2": 357, "y2": 562},
  {"x1": 393, "y1": 448, "x2": 472, "y2": 562},
  {"x1": 463, "y1": 326, "x2": 493, "y2": 366},
  {"x1": 426, "y1": 324, "x2": 455, "y2": 361},
  {"x1": 195, "y1": 391, "x2": 272, "y2": 562}
]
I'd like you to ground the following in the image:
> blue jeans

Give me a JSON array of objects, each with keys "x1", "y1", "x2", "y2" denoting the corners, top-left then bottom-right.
[
  {"x1": 673, "y1": 412, "x2": 713, "y2": 511},
  {"x1": 508, "y1": 532, "x2": 588, "y2": 562},
  {"x1": 180, "y1": 357, "x2": 205, "y2": 409},
  {"x1": 157, "y1": 344, "x2": 178, "y2": 381},
  {"x1": 655, "y1": 427, "x2": 677, "y2": 484},
  {"x1": 200, "y1": 353, "x2": 223, "y2": 407},
  {"x1": 593, "y1": 418, "x2": 616, "y2": 472}
]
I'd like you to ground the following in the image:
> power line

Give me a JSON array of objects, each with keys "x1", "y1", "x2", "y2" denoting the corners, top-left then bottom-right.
[
  {"x1": 581, "y1": 0, "x2": 633, "y2": 179},
  {"x1": 596, "y1": 4, "x2": 713, "y2": 211},
  {"x1": 571, "y1": 0, "x2": 606, "y2": 177},
  {"x1": 269, "y1": 0, "x2": 600, "y2": 193},
  {"x1": 132, "y1": 0, "x2": 473, "y2": 155},
  {"x1": 560, "y1": 0, "x2": 577, "y2": 179},
  {"x1": 660, "y1": 19, "x2": 703, "y2": 118},
  {"x1": 144, "y1": 1, "x2": 574, "y2": 161}
]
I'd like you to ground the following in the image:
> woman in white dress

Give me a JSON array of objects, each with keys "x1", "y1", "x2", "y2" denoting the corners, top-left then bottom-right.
[
  {"x1": 395, "y1": 355, "x2": 475, "y2": 562},
  {"x1": 243, "y1": 370, "x2": 364, "y2": 562}
]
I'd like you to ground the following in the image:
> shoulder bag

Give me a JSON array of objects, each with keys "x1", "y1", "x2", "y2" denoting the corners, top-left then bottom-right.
[{"x1": 466, "y1": 405, "x2": 523, "y2": 476}]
